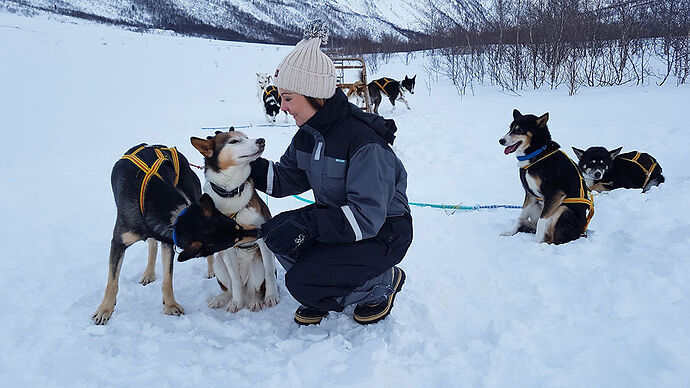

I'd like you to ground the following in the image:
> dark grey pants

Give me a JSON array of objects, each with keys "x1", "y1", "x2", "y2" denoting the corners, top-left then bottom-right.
[{"x1": 276, "y1": 214, "x2": 412, "y2": 312}]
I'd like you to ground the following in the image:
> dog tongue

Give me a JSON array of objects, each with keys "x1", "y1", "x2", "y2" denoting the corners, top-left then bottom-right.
[{"x1": 504, "y1": 143, "x2": 519, "y2": 155}]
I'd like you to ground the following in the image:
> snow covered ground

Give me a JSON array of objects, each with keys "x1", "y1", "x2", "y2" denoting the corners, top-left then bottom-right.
[{"x1": 1, "y1": 11, "x2": 689, "y2": 387}]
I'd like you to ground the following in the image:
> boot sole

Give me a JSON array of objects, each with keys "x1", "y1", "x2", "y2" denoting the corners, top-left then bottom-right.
[
  {"x1": 294, "y1": 311, "x2": 328, "y2": 326},
  {"x1": 353, "y1": 267, "x2": 405, "y2": 325}
]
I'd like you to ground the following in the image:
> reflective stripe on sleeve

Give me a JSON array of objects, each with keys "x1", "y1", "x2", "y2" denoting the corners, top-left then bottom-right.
[
  {"x1": 341, "y1": 205, "x2": 362, "y2": 241},
  {"x1": 267, "y1": 161, "x2": 274, "y2": 195}
]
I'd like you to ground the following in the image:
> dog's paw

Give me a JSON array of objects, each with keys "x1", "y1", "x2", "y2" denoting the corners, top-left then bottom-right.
[
  {"x1": 263, "y1": 293, "x2": 279, "y2": 308},
  {"x1": 248, "y1": 300, "x2": 263, "y2": 312},
  {"x1": 92, "y1": 307, "x2": 113, "y2": 325},
  {"x1": 139, "y1": 273, "x2": 156, "y2": 286},
  {"x1": 226, "y1": 300, "x2": 243, "y2": 313},
  {"x1": 163, "y1": 302, "x2": 185, "y2": 316},
  {"x1": 500, "y1": 229, "x2": 518, "y2": 237},
  {"x1": 208, "y1": 292, "x2": 231, "y2": 309}
]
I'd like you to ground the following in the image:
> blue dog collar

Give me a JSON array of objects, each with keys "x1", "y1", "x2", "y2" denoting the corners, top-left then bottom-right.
[
  {"x1": 172, "y1": 207, "x2": 188, "y2": 247},
  {"x1": 517, "y1": 146, "x2": 547, "y2": 161}
]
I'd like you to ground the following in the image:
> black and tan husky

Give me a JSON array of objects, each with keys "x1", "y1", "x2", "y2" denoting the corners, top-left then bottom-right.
[
  {"x1": 499, "y1": 109, "x2": 594, "y2": 244},
  {"x1": 92, "y1": 144, "x2": 255, "y2": 325},
  {"x1": 367, "y1": 75, "x2": 415, "y2": 114},
  {"x1": 572, "y1": 146, "x2": 665, "y2": 193}
]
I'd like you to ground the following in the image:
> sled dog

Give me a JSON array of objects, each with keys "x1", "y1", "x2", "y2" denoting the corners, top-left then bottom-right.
[
  {"x1": 499, "y1": 109, "x2": 594, "y2": 244},
  {"x1": 191, "y1": 129, "x2": 279, "y2": 312},
  {"x1": 367, "y1": 75, "x2": 415, "y2": 114},
  {"x1": 572, "y1": 146, "x2": 665, "y2": 193}
]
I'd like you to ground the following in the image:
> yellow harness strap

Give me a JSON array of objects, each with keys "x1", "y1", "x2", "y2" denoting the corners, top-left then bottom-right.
[
  {"x1": 373, "y1": 78, "x2": 394, "y2": 97},
  {"x1": 120, "y1": 145, "x2": 181, "y2": 214},
  {"x1": 522, "y1": 149, "x2": 595, "y2": 235},
  {"x1": 618, "y1": 152, "x2": 657, "y2": 188},
  {"x1": 264, "y1": 85, "x2": 277, "y2": 97}
]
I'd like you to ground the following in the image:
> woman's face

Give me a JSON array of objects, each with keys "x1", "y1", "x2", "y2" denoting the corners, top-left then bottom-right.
[{"x1": 278, "y1": 89, "x2": 318, "y2": 126}]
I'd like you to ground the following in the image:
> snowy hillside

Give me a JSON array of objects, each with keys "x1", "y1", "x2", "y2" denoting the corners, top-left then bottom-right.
[
  {"x1": 1, "y1": 10, "x2": 690, "y2": 387},
  {"x1": 1, "y1": 0, "x2": 486, "y2": 43}
]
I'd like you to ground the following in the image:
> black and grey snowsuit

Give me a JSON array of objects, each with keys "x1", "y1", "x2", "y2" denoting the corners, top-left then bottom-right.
[{"x1": 251, "y1": 88, "x2": 413, "y2": 312}]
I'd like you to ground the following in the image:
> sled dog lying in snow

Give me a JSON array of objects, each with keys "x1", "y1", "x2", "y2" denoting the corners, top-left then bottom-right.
[
  {"x1": 572, "y1": 146, "x2": 665, "y2": 193},
  {"x1": 499, "y1": 109, "x2": 594, "y2": 244},
  {"x1": 92, "y1": 144, "x2": 256, "y2": 325},
  {"x1": 190, "y1": 129, "x2": 279, "y2": 312},
  {"x1": 367, "y1": 75, "x2": 416, "y2": 114}
]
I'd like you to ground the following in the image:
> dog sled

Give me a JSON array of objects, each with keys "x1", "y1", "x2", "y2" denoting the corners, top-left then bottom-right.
[{"x1": 330, "y1": 56, "x2": 372, "y2": 113}]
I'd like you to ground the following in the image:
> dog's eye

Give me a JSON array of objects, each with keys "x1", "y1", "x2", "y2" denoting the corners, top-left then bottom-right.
[{"x1": 229, "y1": 139, "x2": 239, "y2": 144}]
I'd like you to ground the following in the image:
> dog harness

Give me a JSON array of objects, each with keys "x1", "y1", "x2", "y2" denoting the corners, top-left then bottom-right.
[
  {"x1": 618, "y1": 152, "x2": 658, "y2": 188},
  {"x1": 264, "y1": 85, "x2": 278, "y2": 98},
  {"x1": 372, "y1": 78, "x2": 395, "y2": 97},
  {"x1": 121, "y1": 144, "x2": 180, "y2": 214},
  {"x1": 521, "y1": 149, "x2": 595, "y2": 234}
]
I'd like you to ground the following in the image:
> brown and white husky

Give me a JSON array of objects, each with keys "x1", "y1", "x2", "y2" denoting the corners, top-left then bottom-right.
[{"x1": 191, "y1": 129, "x2": 279, "y2": 312}]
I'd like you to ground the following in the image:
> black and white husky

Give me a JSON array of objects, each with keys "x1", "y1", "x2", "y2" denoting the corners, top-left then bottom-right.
[
  {"x1": 367, "y1": 75, "x2": 416, "y2": 114},
  {"x1": 262, "y1": 85, "x2": 286, "y2": 123},
  {"x1": 572, "y1": 146, "x2": 665, "y2": 193}
]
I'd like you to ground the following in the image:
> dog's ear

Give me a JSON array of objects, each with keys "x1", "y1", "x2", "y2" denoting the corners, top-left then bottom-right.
[
  {"x1": 199, "y1": 193, "x2": 216, "y2": 218},
  {"x1": 191, "y1": 137, "x2": 214, "y2": 158},
  {"x1": 177, "y1": 241, "x2": 202, "y2": 262},
  {"x1": 536, "y1": 112, "x2": 549, "y2": 127},
  {"x1": 215, "y1": 130, "x2": 223, "y2": 135},
  {"x1": 513, "y1": 109, "x2": 522, "y2": 120},
  {"x1": 228, "y1": 126, "x2": 235, "y2": 132},
  {"x1": 572, "y1": 147, "x2": 585, "y2": 160},
  {"x1": 609, "y1": 146, "x2": 623, "y2": 159}
]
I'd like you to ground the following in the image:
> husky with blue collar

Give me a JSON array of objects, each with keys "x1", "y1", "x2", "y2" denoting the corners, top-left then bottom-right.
[{"x1": 499, "y1": 109, "x2": 594, "y2": 244}]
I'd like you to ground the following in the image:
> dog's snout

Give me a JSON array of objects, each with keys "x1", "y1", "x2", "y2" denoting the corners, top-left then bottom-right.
[
  {"x1": 256, "y1": 138, "x2": 265, "y2": 146},
  {"x1": 499, "y1": 138, "x2": 506, "y2": 146}
]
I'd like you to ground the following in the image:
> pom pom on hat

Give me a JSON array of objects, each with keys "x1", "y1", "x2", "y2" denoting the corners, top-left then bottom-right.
[{"x1": 303, "y1": 19, "x2": 329, "y2": 45}]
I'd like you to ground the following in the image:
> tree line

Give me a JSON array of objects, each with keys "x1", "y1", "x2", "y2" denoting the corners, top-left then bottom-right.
[{"x1": 336, "y1": 0, "x2": 689, "y2": 94}]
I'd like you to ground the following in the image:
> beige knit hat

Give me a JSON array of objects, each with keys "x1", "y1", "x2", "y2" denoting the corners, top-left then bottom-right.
[{"x1": 274, "y1": 21, "x2": 336, "y2": 99}]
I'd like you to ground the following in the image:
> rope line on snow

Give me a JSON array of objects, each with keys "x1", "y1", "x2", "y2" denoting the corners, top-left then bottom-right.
[{"x1": 201, "y1": 123, "x2": 296, "y2": 130}]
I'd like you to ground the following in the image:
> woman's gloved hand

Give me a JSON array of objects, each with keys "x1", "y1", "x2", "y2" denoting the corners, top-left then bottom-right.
[{"x1": 261, "y1": 207, "x2": 318, "y2": 256}]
